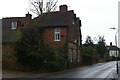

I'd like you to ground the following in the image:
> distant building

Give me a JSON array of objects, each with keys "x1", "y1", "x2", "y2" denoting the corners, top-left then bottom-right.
[{"x1": 107, "y1": 42, "x2": 119, "y2": 60}]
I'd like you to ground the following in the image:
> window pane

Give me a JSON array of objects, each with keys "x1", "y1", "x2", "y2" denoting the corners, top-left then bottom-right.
[
  {"x1": 58, "y1": 33, "x2": 60, "y2": 40},
  {"x1": 56, "y1": 33, "x2": 57, "y2": 40},
  {"x1": 54, "y1": 28, "x2": 60, "y2": 41},
  {"x1": 12, "y1": 22, "x2": 17, "y2": 29}
]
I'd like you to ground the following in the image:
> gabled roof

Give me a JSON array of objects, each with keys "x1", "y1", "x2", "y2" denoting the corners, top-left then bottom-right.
[
  {"x1": 32, "y1": 10, "x2": 75, "y2": 27},
  {"x1": 2, "y1": 17, "x2": 26, "y2": 30},
  {"x1": 2, "y1": 13, "x2": 32, "y2": 30},
  {"x1": 107, "y1": 46, "x2": 119, "y2": 50}
]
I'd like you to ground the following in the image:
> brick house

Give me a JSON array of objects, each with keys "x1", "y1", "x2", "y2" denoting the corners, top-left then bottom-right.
[
  {"x1": 2, "y1": 13, "x2": 32, "y2": 69},
  {"x1": 2, "y1": 13, "x2": 32, "y2": 30},
  {"x1": 32, "y1": 5, "x2": 82, "y2": 65},
  {"x1": 2, "y1": 5, "x2": 82, "y2": 69}
]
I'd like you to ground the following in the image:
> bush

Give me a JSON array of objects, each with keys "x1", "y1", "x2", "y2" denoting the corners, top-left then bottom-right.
[
  {"x1": 82, "y1": 46, "x2": 95, "y2": 64},
  {"x1": 16, "y1": 27, "x2": 54, "y2": 70},
  {"x1": 45, "y1": 61, "x2": 61, "y2": 72},
  {"x1": 16, "y1": 24, "x2": 68, "y2": 71}
]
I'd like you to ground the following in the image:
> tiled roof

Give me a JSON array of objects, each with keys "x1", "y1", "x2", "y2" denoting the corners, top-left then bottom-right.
[
  {"x1": 32, "y1": 10, "x2": 75, "y2": 27},
  {"x1": 107, "y1": 46, "x2": 119, "y2": 50},
  {"x1": 2, "y1": 17, "x2": 26, "y2": 30}
]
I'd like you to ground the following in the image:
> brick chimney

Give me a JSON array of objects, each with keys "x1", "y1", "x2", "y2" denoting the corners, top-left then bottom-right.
[
  {"x1": 26, "y1": 12, "x2": 32, "y2": 20},
  {"x1": 24, "y1": 12, "x2": 32, "y2": 27},
  {"x1": 59, "y1": 5, "x2": 68, "y2": 11}
]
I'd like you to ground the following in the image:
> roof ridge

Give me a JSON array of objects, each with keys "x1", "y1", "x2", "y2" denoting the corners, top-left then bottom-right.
[{"x1": 3, "y1": 17, "x2": 25, "y2": 19}]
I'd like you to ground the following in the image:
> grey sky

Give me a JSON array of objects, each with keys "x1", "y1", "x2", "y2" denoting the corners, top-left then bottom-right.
[{"x1": 0, "y1": 0, "x2": 119, "y2": 45}]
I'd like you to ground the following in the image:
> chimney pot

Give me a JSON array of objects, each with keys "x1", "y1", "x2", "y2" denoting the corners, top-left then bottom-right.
[{"x1": 110, "y1": 42, "x2": 112, "y2": 47}]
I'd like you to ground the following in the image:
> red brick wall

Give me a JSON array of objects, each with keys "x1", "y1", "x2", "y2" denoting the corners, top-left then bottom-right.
[
  {"x1": 2, "y1": 44, "x2": 18, "y2": 69},
  {"x1": 42, "y1": 27, "x2": 68, "y2": 47}
]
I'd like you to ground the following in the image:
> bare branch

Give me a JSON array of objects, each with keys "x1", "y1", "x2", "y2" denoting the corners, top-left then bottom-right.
[
  {"x1": 49, "y1": 0, "x2": 57, "y2": 11},
  {"x1": 30, "y1": 0, "x2": 40, "y2": 15},
  {"x1": 29, "y1": 0, "x2": 57, "y2": 16}
]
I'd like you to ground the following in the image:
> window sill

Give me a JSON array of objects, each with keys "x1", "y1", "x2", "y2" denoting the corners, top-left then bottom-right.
[
  {"x1": 54, "y1": 40, "x2": 60, "y2": 42},
  {"x1": 12, "y1": 28, "x2": 16, "y2": 30}
]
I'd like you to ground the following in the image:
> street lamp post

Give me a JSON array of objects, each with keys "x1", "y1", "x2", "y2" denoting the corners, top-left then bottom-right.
[
  {"x1": 115, "y1": 30, "x2": 119, "y2": 74},
  {"x1": 110, "y1": 27, "x2": 119, "y2": 74}
]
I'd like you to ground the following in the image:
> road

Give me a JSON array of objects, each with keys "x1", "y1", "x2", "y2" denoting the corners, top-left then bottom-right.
[
  {"x1": 24, "y1": 61, "x2": 118, "y2": 79},
  {"x1": 41, "y1": 61, "x2": 117, "y2": 78}
]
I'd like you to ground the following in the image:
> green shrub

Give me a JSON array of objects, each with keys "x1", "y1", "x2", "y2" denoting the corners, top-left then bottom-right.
[
  {"x1": 16, "y1": 24, "x2": 68, "y2": 71},
  {"x1": 82, "y1": 46, "x2": 95, "y2": 64},
  {"x1": 45, "y1": 61, "x2": 61, "y2": 72}
]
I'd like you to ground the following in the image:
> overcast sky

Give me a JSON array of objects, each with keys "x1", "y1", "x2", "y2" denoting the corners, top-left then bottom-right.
[{"x1": 0, "y1": 0, "x2": 120, "y2": 45}]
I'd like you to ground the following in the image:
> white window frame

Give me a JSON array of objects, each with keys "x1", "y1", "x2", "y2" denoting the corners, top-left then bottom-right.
[
  {"x1": 54, "y1": 28, "x2": 60, "y2": 41},
  {"x1": 11, "y1": 22, "x2": 17, "y2": 29},
  {"x1": 72, "y1": 20, "x2": 75, "y2": 25}
]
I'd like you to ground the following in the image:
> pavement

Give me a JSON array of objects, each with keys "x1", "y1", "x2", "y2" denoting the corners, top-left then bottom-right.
[
  {"x1": 106, "y1": 61, "x2": 120, "y2": 80},
  {"x1": 2, "y1": 69, "x2": 54, "y2": 79},
  {"x1": 2, "y1": 69, "x2": 31, "y2": 78},
  {"x1": 106, "y1": 69, "x2": 119, "y2": 80}
]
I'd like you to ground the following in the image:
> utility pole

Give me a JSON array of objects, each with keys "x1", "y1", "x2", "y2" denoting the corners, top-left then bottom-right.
[{"x1": 115, "y1": 30, "x2": 119, "y2": 74}]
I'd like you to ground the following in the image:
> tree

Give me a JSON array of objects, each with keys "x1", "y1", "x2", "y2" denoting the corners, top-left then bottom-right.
[
  {"x1": 82, "y1": 46, "x2": 95, "y2": 64},
  {"x1": 16, "y1": 25, "x2": 56, "y2": 70},
  {"x1": 16, "y1": 24, "x2": 67, "y2": 71},
  {"x1": 29, "y1": 0, "x2": 58, "y2": 16},
  {"x1": 96, "y1": 36, "x2": 107, "y2": 58},
  {"x1": 82, "y1": 36, "x2": 95, "y2": 64},
  {"x1": 84, "y1": 35, "x2": 94, "y2": 46}
]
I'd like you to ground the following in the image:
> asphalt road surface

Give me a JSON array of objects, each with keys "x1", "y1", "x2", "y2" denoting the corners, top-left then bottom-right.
[
  {"x1": 23, "y1": 61, "x2": 118, "y2": 80},
  {"x1": 44, "y1": 61, "x2": 117, "y2": 78}
]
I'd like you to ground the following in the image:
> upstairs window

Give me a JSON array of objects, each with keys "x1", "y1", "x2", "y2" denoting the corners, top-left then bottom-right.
[
  {"x1": 72, "y1": 20, "x2": 75, "y2": 25},
  {"x1": 54, "y1": 28, "x2": 60, "y2": 41},
  {"x1": 11, "y1": 22, "x2": 17, "y2": 29}
]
